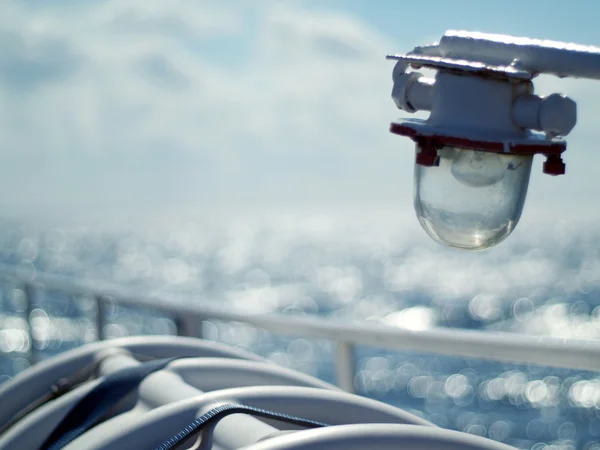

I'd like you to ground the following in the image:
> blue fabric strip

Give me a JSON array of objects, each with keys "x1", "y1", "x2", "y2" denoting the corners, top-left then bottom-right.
[{"x1": 41, "y1": 357, "x2": 177, "y2": 450}]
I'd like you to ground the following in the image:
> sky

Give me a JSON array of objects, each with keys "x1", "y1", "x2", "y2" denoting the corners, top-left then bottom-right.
[{"x1": 1, "y1": 0, "x2": 600, "y2": 224}]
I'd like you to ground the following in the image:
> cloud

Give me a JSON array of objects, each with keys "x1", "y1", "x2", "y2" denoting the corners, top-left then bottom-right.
[
  {"x1": 0, "y1": 1, "x2": 598, "y2": 222},
  {"x1": 0, "y1": 0, "x2": 411, "y2": 218},
  {"x1": 0, "y1": 1, "x2": 394, "y2": 152},
  {"x1": 133, "y1": 53, "x2": 188, "y2": 89},
  {"x1": 0, "y1": 30, "x2": 82, "y2": 90}
]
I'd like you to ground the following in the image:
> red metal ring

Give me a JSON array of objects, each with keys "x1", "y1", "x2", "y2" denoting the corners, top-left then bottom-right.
[{"x1": 390, "y1": 123, "x2": 566, "y2": 156}]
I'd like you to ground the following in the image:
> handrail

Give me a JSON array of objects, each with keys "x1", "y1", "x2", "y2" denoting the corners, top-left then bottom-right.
[{"x1": 1, "y1": 266, "x2": 600, "y2": 393}]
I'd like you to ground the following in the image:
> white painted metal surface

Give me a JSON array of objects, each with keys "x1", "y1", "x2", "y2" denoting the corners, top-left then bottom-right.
[
  {"x1": 389, "y1": 30, "x2": 585, "y2": 142},
  {"x1": 244, "y1": 424, "x2": 517, "y2": 450},
  {"x1": 391, "y1": 30, "x2": 600, "y2": 80},
  {"x1": 0, "y1": 337, "x2": 436, "y2": 450},
  {"x1": 437, "y1": 31, "x2": 600, "y2": 80},
  {"x1": 1, "y1": 335, "x2": 526, "y2": 450},
  {"x1": 0, "y1": 337, "x2": 264, "y2": 448},
  {"x1": 387, "y1": 30, "x2": 600, "y2": 250}
]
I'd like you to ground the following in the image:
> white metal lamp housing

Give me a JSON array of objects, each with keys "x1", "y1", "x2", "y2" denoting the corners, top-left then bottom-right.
[{"x1": 388, "y1": 31, "x2": 600, "y2": 250}]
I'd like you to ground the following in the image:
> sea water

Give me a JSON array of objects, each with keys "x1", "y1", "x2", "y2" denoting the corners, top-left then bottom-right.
[{"x1": 0, "y1": 211, "x2": 599, "y2": 450}]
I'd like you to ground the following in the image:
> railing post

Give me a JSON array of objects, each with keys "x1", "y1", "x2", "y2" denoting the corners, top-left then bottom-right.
[
  {"x1": 335, "y1": 341, "x2": 356, "y2": 393},
  {"x1": 175, "y1": 314, "x2": 202, "y2": 338},
  {"x1": 23, "y1": 283, "x2": 37, "y2": 365},
  {"x1": 95, "y1": 294, "x2": 107, "y2": 341}
]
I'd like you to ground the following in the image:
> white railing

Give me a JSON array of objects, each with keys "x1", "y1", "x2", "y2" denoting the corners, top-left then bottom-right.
[{"x1": 2, "y1": 267, "x2": 600, "y2": 393}]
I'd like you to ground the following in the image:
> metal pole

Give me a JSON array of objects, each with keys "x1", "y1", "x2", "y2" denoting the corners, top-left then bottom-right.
[
  {"x1": 23, "y1": 283, "x2": 37, "y2": 365},
  {"x1": 174, "y1": 314, "x2": 202, "y2": 338},
  {"x1": 335, "y1": 341, "x2": 356, "y2": 393},
  {"x1": 95, "y1": 295, "x2": 107, "y2": 341}
]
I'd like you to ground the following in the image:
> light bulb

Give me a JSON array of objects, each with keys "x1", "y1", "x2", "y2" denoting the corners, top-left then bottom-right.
[
  {"x1": 413, "y1": 146, "x2": 533, "y2": 250},
  {"x1": 450, "y1": 151, "x2": 506, "y2": 188}
]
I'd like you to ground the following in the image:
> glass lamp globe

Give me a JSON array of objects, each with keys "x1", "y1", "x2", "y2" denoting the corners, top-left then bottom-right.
[{"x1": 413, "y1": 145, "x2": 533, "y2": 250}]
